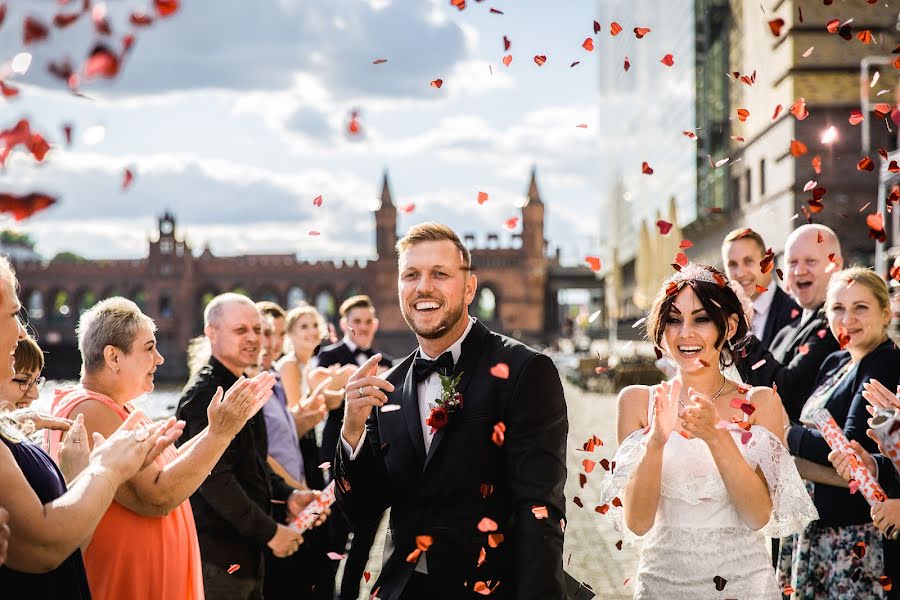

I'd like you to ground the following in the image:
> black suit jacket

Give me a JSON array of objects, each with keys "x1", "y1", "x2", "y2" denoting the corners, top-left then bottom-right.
[
  {"x1": 787, "y1": 339, "x2": 900, "y2": 525},
  {"x1": 737, "y1": 304, "x2": 840, "y2": 420},
  {"x1": 175, "y1": 357, "x2": 294, "y2": 579},
  {"x1": 317, "y1": 340, "x2": 393, "y2": 466},
  {"x1": 760, "y1": 286, "x2": 801, "y2": 349},
  {"x1": 333, "y1": 320, "x2": 568, "y2": 600}
]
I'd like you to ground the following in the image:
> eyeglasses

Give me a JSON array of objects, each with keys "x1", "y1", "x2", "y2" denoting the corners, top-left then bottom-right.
[{"x1": 12, "y1": 376, "x2": 45, "y2": 392}]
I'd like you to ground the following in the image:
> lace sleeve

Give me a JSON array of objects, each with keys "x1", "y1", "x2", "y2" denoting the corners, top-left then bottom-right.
[
  {"x1": 597, "y1": 428, "x2": 650, "y2": 544},
  {"x1": 743, "y1": 425, "x2": 818, "y2": 538}
]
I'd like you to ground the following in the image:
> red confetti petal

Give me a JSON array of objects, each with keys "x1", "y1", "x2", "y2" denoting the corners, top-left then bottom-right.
[
  {"x1": 416, "y1": 535, "x2": 433, "y2": 551},
  {"x1": 491, "y1": 422, "x2": 506, "y2": 446},
  {"x1": 790, "y1": 98, "x2": 809, "y2": 120},
  {"x1": 480, "y1": 483, "x2": 493, "y2": 498},
  {"x1": 308, "y1": 230, "x2": 320, "y2": 236},
  {"x1": 682, "y1": 130, "x2": 696, "y2": 139},
  {"x1": 623, "y1": 56, "x2": 630, "y2": 72},
  {"x1": 487, "y1": 533, "x2": 504, "y2": 548},
  {"x1": 399, "y1": 203, "x2": 415, "y2": 214},
  {"x1": 154, "y1": 0, "x2": 179, "y2": 18},
  {"x1": 736, "y1": 108, "x2": 749, "y2": 122},
  {"x1": 582, "y1": 38, "x2": 594, "y2": 52},
  {"x1": 227, "y1": 564, "x2": 240, "y2": 574},
  {"x1": 503, "y1": 35, "x2": 510, "y2": 51},
  {"x1": 533, "y1": 55, "x2": 546, "y2": 66},
  {"x1": 129, "y1": 11, "x2": 154, "y2": 27},
  {"x1": 674, "y1": 252, "x2": 688, "y2": 267},
  {"x1": 593, "y1": 21, "x2": 601, "y2": 34},
  {"x1": 363, "y1": 571, "x2": 371, "y2": 583},
  {"x1": 84, "y1": 44, "x2": 120, "y2": 79},
  {"x1": 24, "y1": 16, "x2": 50, "y2": 45},
  {"x1": 430, "y1": 79, "x2": 443, "y2": 88},
  {"x1": 610, "y1": 22, "x2": 622, "y2": 36},
  {"x1": 477, "y1": 517, "x2": 498, "y2": 532},
  {"x1": 54, "y1": 12, "x2": 81, "y2": 28},
  {"x1": 714, "y1": 575, "x2": 728, "y2": 591},
  {"x1": 406, "y1": 548, "x2": 421, "y2": 563},
  {"x1": 849, "y1": 109, "x2": 864, "y2": 125},
  {"x1": 503, "y1": 217, "x2": 518, "y2": 231},
  {"x1": 857, "y1": 30, "x2": 873, "y2": 45},
  {"x1": 0, "y1": 193, "x2": 57, "y2": 221},
  {"x1": 826, "y1": 19, "x2": 840, "y2": 33},
  {"x1": 790, "y1": 139, "x2": 808, "y2": 157},
  {"x1": 531, "y1": 505, "x2": 548, "y2": 519},
  {"x1": 121, "y1": 168, "x2": 134, "y2": 191},
  {"x1": 679, "y1": 239, "x2": 694, "y2": 249},
  {"x1": 633, "y1": 27, "x2": 651, "y2": 39},
  {"x1": 660, "y1": 53, "x2": 674, "y2": 66},
  {"x1": 812, "y1": 155, "x2": 822, "y2": 174},
  {"x1": 585, "y1": 256, "x2": 601, "y2": 271},
  {"x1": 857, "y1": 156, "x2": 874, "y2": 172},
  {"x1": 477, "y1": 191, "x2": 489, "y2": 204},
  {"x1": 502, "y1": 55, "x2": 512, "y2": 67},
  {"x1": 642, "y1": 161, "x2": 654, "y2": 175},
  {"x1": 327, "y1": 551, "x2": 345, "y2": 560},
  {"x1": 656, "y1": 220, "x2": 672, "y2": 235},
  {"x1": 768, "y1": 18, "x2": 785, "y2": 37},
  {"x1": 582, "y1": 459, "x2": 595, "y2": 473},
  {"x1": 372, "y1": 59, "x2": 388, "y2": 64},
  {"x1": 489, "y1": 363, "x2": 509, "y2": 379},
  {"x1": 313, "y1": 195, "x2": 323, "y2": 207},
  {"x1": 751, "y1": 359, "x2": 766, "y2": 370}
]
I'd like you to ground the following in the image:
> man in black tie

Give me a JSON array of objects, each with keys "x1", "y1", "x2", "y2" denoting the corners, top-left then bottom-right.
[
  {"x1": 722, "y1": 227, "x2": 800, "y2": 349},
  {"x1": 736, "y1": 224, "x2": 843, "y2": 419},
  {"x1": 316, "y1": 294, "x2": 393, "y2": 600},
  {"x1": 335, "y1": 222, "x2": 568, "y2": 600}
]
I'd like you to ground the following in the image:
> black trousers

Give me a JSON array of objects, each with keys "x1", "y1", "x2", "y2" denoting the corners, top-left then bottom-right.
[
  {"x1": 330, "y1": 504, "x2": 382, "y2": 600},
  {"x1": 264, "y1": 505, "x2": 335, "y2": 599}
]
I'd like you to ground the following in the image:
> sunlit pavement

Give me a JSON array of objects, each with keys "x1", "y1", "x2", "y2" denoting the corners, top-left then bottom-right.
[{"x1": 346, "y1": 381, "x2": 639, "y2": 599}]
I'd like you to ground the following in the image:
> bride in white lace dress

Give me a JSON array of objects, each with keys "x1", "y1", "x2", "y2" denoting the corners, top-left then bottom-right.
[{"x1": 600, "y1": 264, "x2": 817, "y2": 599}]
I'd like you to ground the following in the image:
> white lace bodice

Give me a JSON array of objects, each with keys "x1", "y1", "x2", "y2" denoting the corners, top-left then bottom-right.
[{"x1": 597, "y1": 390, "x2": 818, "y2": 599}]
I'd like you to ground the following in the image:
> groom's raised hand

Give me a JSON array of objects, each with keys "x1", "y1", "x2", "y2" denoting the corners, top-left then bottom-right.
[{"x1": 341, "y1": 353, "x2": 395, "y2": 449}]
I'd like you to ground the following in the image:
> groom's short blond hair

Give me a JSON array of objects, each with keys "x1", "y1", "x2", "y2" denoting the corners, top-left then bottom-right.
[{"x1": 396, "y1": 222, "x2": 471, "y2": 269}]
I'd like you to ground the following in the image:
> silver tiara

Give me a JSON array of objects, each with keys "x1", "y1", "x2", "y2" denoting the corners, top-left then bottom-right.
[{"x1": 663, "y1": 263, "x2": 721, "y2": 287}]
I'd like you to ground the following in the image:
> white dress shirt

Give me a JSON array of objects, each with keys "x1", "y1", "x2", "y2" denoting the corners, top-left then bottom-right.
[
  {"x1": 751, "y1": 283, "x2": 776, "y2": 340},
  {"x1": 341, "y1": 317, "x2": 475, "y2": 575}
]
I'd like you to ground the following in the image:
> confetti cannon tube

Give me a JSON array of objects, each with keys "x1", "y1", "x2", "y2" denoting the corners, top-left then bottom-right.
[
  {"x1": 290, "y1": 481, "x2": 336, "y2": 533},
  {"x1": 870, "y1": 408, "x2": 900, "y2": 479},
  {"x1": 811, "y1": 409, "x2": 887, "y2": 506}
]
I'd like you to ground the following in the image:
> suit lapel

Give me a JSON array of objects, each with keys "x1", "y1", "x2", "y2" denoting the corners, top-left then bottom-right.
[
  {"x1": 399, "y1": 359, "x2": 427, "y2": 464},
  {"x1": 423, "y1": 320, "x2": 489, "y2": 471}
]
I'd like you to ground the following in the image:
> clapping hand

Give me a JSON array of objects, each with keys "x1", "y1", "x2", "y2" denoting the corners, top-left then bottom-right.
[
  {"x1": 58, "y1": 413, "x2": 91, "y2": 482},
  {"x1": 9, "y1": 408, "x2": 72, "y2": 435},
  {"x1": 681, "y1": 390, "x2": 722, "y2": 444},
  {"x1": 649, "y1": 379, "x2": 680, "y2": 448},
  {"x1": 207, "y1": 372, "x2": 277, "y2": 439},
  {"x1": 89, "y1": 410, "x2": 185, "y2": 483},
  {"x1": 292, "y1": 376, "x2": 330, "y2": 437},
  {"x1": 861, "y1": 379, "x2": 900, "y2": 411}
]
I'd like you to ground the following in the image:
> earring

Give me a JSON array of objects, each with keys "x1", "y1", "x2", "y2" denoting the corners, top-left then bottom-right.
[{"x1": 114, "y1": 367, "x2": 120, "y2": 374}]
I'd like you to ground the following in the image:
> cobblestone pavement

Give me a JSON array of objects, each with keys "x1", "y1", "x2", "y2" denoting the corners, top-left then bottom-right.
[{"x1": 343, "y1": 381, "x2": 639, "y2": 599}]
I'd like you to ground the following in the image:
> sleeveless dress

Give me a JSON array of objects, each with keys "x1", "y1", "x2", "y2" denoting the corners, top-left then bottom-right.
[
  {"x1": 44, "y1": 386, "x2": 204, "y2": 600},
  {"x1": 599, "y1": 389, "x2": 818, "y2": 599},
  {"x1": 0, "y1": 427, "x2": 92, "y2": 598}
]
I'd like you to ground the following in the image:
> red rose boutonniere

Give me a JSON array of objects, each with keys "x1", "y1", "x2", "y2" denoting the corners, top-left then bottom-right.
[{"x1": 426, "y1": 372, "x2": 463, "y2": 433}]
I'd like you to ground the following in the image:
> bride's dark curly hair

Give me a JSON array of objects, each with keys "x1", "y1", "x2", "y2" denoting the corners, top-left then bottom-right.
[{"x1": 644, "y1": 264, "x2": 750, "y2": 370}]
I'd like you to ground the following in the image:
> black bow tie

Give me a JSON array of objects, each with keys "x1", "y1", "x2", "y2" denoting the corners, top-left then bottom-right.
[
  {"x1": 353, "y1": 347, "x2": 374, "y2": 360},
  {"x1": 413, "y1": 351, "x2": 454, "y2": 383}
]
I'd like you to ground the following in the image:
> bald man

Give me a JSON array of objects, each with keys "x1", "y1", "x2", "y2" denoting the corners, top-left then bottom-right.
[{"x1": 736, "y1": 224, "x2": 842, "y2": 419}]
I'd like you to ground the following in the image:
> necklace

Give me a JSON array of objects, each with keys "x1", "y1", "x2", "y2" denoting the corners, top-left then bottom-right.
[{"x1": 678, "y1": 377, "x2": 728, "y2": 408}]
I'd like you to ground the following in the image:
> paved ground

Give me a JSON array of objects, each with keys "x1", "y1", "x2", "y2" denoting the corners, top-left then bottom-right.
[{"x1": 340, "y1": 381, "x2": 640, "y2": 599}]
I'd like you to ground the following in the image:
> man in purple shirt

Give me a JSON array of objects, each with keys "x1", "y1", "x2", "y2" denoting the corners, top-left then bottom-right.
[{"x1": 259, "y1": 312, "x2": 333, "y2": 600}]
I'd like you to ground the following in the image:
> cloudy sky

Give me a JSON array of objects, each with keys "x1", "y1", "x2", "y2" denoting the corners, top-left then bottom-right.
[{"x1": 0, "y1": 0, "x2": 695, "y2": 263}]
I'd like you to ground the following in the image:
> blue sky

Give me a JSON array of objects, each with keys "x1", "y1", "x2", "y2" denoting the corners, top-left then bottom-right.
[{"x1": 0, "y1": 0, "x2": 694, "y2": 264}]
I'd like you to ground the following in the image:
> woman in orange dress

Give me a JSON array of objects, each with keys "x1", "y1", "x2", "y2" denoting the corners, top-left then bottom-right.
[{"x1": 46, "y1": 297, "x2": 278, "y2": 600}]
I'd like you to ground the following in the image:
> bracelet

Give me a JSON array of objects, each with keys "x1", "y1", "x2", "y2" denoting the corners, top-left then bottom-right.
[{"x1": 87, "y1": 469, "x2": 118, "y2": 495}]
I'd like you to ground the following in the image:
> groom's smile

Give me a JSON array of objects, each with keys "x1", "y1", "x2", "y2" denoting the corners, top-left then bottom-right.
[{"x1": 397, "y1": 238, "x2": 477, "y2": 355}]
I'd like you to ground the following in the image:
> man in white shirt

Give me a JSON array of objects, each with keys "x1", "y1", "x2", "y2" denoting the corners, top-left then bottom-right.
[
  {"x1": 334, "y1": 222, "x2": 568, "y2": 600},
  {"x1": 722, "y1": 227, "x2": 800, "y2": 349}
]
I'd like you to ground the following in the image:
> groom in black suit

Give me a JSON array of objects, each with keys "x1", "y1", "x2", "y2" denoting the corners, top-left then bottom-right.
[{"x1": 334, "y1": 222, "x2": 568, "y2": 600}]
